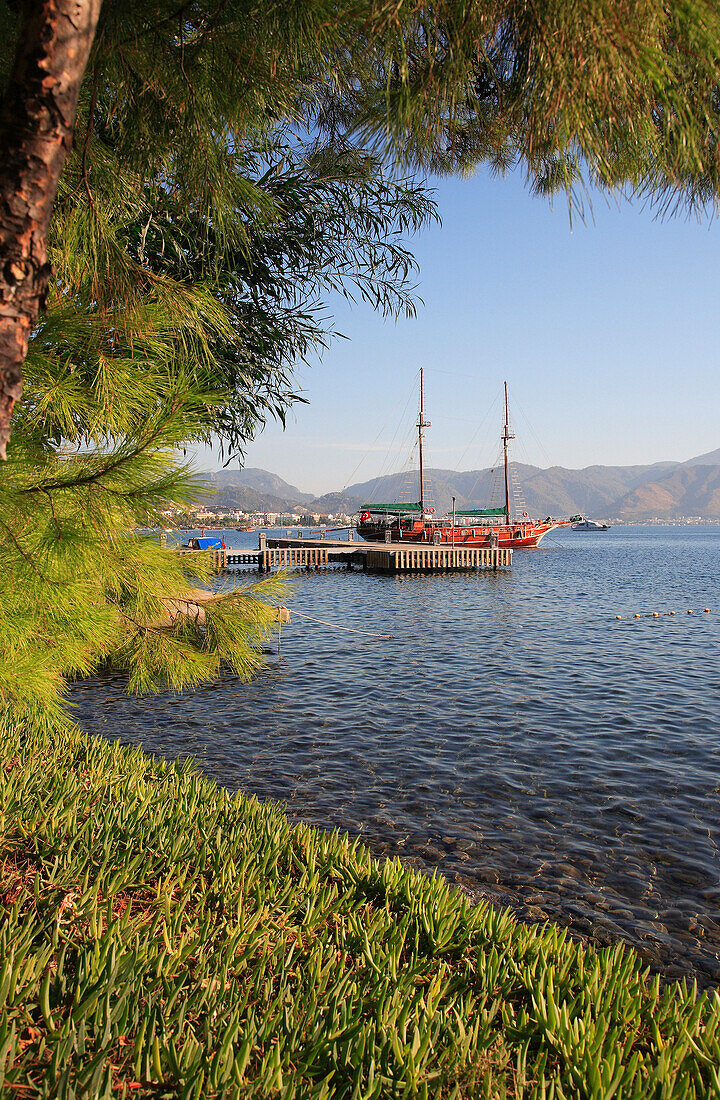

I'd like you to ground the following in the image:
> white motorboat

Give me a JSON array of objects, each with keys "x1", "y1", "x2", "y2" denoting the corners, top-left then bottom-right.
[{"x1": 571, "y1": 518, "x2": 609, "y2": 531}]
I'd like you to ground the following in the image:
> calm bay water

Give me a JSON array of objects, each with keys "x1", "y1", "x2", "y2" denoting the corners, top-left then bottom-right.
[{"x1": 71, "y1": 526, "x2": 720, "y2": 984}]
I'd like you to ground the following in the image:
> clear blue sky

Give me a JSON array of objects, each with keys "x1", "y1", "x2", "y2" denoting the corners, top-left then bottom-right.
[{"x1": 194, "y1": 168, "x2": 720, "y2": 496}]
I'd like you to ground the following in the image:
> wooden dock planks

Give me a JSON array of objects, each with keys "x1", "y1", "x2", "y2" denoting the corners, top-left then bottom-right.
[
  {"x1": 259, "y1": 546, "x2": 330, "y2": 571},
  {"x1": 178, "y1": 537, "x2": 511, "y2": 574},
  {"x1": 364, "y1": 544, "x2": 511, "y2": 573}
]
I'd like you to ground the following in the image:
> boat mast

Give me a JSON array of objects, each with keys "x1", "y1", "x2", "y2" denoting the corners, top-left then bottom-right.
[
  {"x1": 417, "y1": 368, "x2": 431, "y2": 514},
  {"x1": 502, "y1": 381, "x2": 514, "y2": 524}
]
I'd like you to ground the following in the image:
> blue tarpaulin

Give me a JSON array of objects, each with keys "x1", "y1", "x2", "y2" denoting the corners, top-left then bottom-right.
[{"x1": 189, "y1": 536, "x2": 224, "y2": 550}]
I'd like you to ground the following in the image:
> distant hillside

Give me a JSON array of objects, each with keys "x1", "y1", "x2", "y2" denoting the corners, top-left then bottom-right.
[
  {"x1": 344, "y1": 451, "x2": 720, "y2": 519},
  {"x1": 196, "y1": 482, "x2": 362, "y2": 518},
  {"x1": 345, "y1": 467, "x2": 540, "y2": 515},
  {"x1": 307, "y1": 492, "x2": 365, "y2": 515},
  {"x1": 614, "y1": 465, "x2": 720, "y2": 519},
  {"x1": 519, "y1": 462, "x2": 681, "y2": 518},
  {"x1": 343, "y1": 464, "x2": 669, "y2": 517},
  {"x1": 196, "y1": 447, "x2": 720, "y2": 520},
  {"x1": 199, "y1": 485, "x2": 306, "y2": 515},
  {"x1": 204, "y1": 468, "x2": 313, "y2": 504},
  {"x1": 683, "y1": 447, "x2": 720, "y2": 467}
]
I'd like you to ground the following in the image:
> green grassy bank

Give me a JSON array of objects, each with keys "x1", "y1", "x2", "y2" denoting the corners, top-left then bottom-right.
[{"x1": 1, "y1": 724, "x2": 718, "y2": 1099}]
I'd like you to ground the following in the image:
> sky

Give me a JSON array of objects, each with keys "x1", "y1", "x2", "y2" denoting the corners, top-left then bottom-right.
[{"x1": 192, "y1": 168, "x2": 720, "y2": 496}]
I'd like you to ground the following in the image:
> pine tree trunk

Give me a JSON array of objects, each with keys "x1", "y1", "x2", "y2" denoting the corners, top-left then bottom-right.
[{"x1": 0, "y1": 0, "x2": 102, "y2": 458}]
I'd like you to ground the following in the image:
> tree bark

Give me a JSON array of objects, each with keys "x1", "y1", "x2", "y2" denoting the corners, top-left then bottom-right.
[{"x1": 0, "y1": 0, "x2": 102, "y2": 458}]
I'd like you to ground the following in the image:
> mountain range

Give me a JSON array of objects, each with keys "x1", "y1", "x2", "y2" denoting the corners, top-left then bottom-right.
[{"x1": 200, "y1": 450, "x2": 720, "y2": 521}]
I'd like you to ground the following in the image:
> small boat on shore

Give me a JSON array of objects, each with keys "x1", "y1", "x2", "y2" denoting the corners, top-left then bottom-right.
[
  {"x1": 183, "y1": 535, "x2": 225, "y2": 550},
  {"x1": 357, "y1": 374, "x2": 579, "y2": 549}
]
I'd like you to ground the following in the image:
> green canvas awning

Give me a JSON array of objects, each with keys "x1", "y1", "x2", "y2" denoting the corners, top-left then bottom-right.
[
  {"x1": 364, "y1": 502, "x2": 422, "y2": 514},
  {"x1": 454, "y1": 507, "x2": 508, "y2": 517}
]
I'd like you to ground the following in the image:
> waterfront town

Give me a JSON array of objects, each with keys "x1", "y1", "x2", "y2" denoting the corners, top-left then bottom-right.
[{"x1": 161, "y1": 507, "x2": 358, "y2": 528}]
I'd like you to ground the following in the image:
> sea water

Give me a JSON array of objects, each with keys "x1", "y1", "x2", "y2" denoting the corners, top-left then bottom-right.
[{"x1": 71, "y1": 526, "x2": 720, "y2": 984}]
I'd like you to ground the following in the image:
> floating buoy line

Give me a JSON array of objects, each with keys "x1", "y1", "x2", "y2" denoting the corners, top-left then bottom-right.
[
  {"x1": 615, "y1": 608, "x2": 713, "y2": 620},
  {"x1": 272, "y1": 603, "x2": 716, "y2": 642}
]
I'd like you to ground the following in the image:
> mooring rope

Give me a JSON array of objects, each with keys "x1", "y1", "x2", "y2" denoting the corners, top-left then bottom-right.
[{"x1": 282, "y1": 607, "x2": 392, "y2": 640}]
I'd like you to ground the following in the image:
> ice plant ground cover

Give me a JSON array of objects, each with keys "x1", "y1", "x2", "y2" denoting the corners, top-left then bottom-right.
[{"x1": 1, "y1": 722, "x2": 719, "y2": 1098}]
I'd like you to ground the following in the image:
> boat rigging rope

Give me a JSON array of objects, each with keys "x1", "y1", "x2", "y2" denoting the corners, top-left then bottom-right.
[{"x1": 340, "y1": 372, "x2": 419, "y2": 493}]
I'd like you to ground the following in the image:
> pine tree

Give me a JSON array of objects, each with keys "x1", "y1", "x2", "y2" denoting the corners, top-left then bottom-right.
[
  {"x1": 1, "y1": 80, "x2": 438, "y2": 728},
  {"x1": 3, "y1": 1, "x2": 720, "y2": 453},
  {"x1": 3, "y1": 0, "x2": 720, "y2": 727}
]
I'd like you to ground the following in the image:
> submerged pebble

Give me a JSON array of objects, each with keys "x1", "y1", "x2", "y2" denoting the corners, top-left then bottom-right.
[{"x1": 70, "y1": 526, "x2": 720, "y2": 986}]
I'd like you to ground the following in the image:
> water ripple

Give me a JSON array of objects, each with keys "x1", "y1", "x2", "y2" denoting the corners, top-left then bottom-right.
[{"x1": 70, "y1": 527, "x2": 720, "y2": 985}]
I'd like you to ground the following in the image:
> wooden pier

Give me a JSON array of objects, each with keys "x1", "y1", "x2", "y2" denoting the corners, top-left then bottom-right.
[
  {"x1": 363, "y1": 544, "x2": 511, "y2": 573},
  {"x1": 178, "y1": 533, "x2": 512, "y2": 574}
]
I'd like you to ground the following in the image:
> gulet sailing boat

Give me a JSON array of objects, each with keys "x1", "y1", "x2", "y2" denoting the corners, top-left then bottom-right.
[{"x1": 356, "y1": 372, "x2": 577, "y2": 548}]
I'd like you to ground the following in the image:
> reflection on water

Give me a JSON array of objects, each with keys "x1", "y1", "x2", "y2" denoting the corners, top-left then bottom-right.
[{"x1": 71, "y1": 527, "x2": 720, "y2": 985}]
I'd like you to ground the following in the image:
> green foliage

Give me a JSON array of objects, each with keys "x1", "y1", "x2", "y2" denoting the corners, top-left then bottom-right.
[
  {"x1": 4, "y1": 0, "x2": 720, "y2": 721},
  {"x1": 0, "y1": 129, "x2": 434, "y2": 722},
  {"x1": 0, "y1": 437, "x2": 289, "y2": 722},
  {"x1": 0, "y1": 1, "x2": 440, "y2": 727},
  {"x1": 1, "y1": 722, "x2": 719, "y2": 1097},
  {"x1": 70, "y1": 0, "x2": 720, "y2": 207},
  {"x1": 38, "y1": 123, "x2": 438, "y2": 458},
  {"x1": 316, "y1": 1, "x2": 720, "y2": 211}
]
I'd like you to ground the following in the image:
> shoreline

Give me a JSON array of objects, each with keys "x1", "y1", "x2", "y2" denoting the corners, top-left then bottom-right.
[
  {"x1": 2, "y1": 721, "x2": 718, "y2": 1096},
  {"x1": 64, "y1": 699, "x2": 720, "y2": 995},
  {"x1": 69, "y1": 662, "x2": 720, "y2": 997},
  {"x1": 294, "y1": 825, "x2": 719, "y2": 993}
]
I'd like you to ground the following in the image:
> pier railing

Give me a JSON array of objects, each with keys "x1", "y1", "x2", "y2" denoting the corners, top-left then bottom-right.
[
  {"x1": 364, "y1": 545, "x2": 511, "y2": 573},
  {"x1": 177, "y1": 536, "x2": 512, "y2": 574}
]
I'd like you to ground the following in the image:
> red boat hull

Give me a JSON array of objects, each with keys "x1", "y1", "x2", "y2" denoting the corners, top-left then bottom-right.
[{"x1": 357, "y1": 518, "x2": 570, "y2": 548}]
